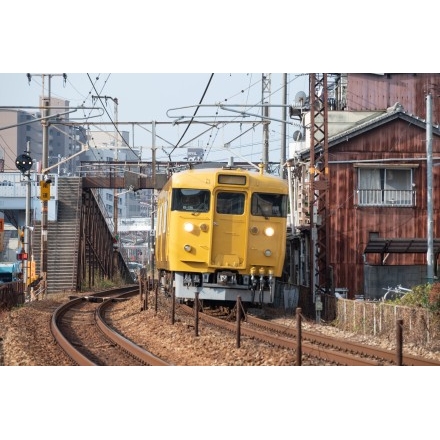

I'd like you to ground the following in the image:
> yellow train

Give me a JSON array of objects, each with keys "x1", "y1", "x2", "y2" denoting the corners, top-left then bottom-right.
[{"x1": 155, "y1": 164, "x2": 288, "y2": 304}]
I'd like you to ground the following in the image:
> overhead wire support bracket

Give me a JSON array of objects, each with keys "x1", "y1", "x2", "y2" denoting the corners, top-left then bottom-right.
[
  {"x1": 0, "y1": 106, "x2": 105, "y2": 131},
  {"x1": 166, "y1": 103, "x2": 302, "y2": 127}
]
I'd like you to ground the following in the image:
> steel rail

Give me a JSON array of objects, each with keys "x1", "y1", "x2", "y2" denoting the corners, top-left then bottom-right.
[
  {"x1": 245, "y1": 315, "x2": 440, "y2": 367},
  {"x1": 51, "y1": 286, "x2": 170, "y2": 366},
  {"x1": 178, "y1": 304, "x2": 379, "y2": 366},
  {"x1": 97, "y1": 297, "x2": 170, "y2": 366}
]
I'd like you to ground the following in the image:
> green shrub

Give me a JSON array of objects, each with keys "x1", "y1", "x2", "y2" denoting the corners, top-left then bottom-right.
[{"x1": 389, "y1": 282, "x2": 440, "y2": 312}]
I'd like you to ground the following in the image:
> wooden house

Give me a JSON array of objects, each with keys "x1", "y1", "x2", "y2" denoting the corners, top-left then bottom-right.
[{"x1": 289, "y1": 103, "x2": 440, "y2": 299}]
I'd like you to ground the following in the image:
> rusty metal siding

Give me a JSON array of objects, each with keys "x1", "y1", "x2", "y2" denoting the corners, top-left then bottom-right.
[
  {"x1": 345, "y1": 73, "x2": 440, "y2": 124},
  {"x1": 327, "y1": 118, "x2": 440, "y2": 296}
]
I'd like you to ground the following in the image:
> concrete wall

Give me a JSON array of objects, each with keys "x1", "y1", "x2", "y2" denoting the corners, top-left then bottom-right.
[{"x1": 363, "y1": 264, "x2": 427, "y2": 300}]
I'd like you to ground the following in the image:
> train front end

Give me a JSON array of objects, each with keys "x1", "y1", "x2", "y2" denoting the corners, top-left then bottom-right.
[{"x1": 156, "y1": 167, "x2": 289, "y2": 305}]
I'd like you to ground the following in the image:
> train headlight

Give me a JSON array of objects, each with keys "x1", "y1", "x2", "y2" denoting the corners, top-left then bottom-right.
[
  {"x1": 264, "y1": 227, "x2": 275, "y2": 237},
  {"x1": 264, "y1": 249, "x2": 272, "y2": 257},
  {"x1": 250, "y1": 226, "x2": 259, "y2": 235},
  {"x1": 184, "y1": 244, "x2": 192, "y2": 252},
  {"x1": 200, "y1": 223, "x2": 209, "y2": 232},
  {"x1": 184, "y1": 222, "x2": 194, "y2": 232}
]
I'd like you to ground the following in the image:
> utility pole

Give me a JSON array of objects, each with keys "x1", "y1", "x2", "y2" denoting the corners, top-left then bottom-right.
[
  {"x1": 41, "y1": 93, "x2": 49, "y2": 298},
  {"x1": 28, "y1": 73, "x2": 67, "y2": 298},
  {"x1": 91, "y1": 95, "x2": 120, "y2": 277},
  {"x1": 281, "y1": 73, "x2": 287, "y2": 178},
  {"x1": 151, "y1": 121, "x2": 157, "y2": 282},
  {"x1": 426, "y1": 93, "x2": 434, "y2": 283},
  {"x1": 24, "y1": 141, "x2": 32, "y2": 299},
  {"x1": 15, "y1": 142, "x2": 33, "y2": 298},
  {"x1": 92, "y1": 97, "x2": 119, "y2": 228},
  {"x1": 113, "y1": 98, "x2": 119, "y2": 246},
  {"x1": 262, "y1": 73, "x2": 271, "y2": 172}
]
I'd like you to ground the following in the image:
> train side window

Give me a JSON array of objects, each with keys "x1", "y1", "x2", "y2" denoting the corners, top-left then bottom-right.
[
  {"x1": 171, "y1": 189, "x2": 210, "y2": 212},
  {"x1": 251, "y1": 193, "x2": 287, "y2": 218},
  {"x1": 216, "y1": 192, "x2": 245, "y2": 215}
]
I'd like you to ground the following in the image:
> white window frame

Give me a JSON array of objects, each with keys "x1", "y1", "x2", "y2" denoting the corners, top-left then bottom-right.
[{"x1": 355, "y1": 164, "x2": 416, "y2": 207}]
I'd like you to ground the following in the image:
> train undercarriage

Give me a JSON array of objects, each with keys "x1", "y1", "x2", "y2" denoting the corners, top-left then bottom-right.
[{"x1": 158, "y1": 269, "x2": 276, "y2": 306}]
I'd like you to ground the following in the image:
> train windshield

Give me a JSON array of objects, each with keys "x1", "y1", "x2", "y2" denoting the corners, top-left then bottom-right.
[
  {"x1": 216, "y1": 192, "x2": 245, "y2": 214},
  {"x1": 251, "y1": 193, "x2": 288, "y2": 218},
  {"x1": 172, "y1": 189, "x2": 210, "y2": 212}
]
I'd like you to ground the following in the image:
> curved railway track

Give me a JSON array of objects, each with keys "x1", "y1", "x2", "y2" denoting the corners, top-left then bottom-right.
[
  {"x1": 178, "y1": 304, "x2": 440, "y2": 366},
  {"x1": 50, "y1": 286, "x2": 170, "y2": 366},
  {"x1": 49, "y1": 285, "x2": 440, "y2": 366}
]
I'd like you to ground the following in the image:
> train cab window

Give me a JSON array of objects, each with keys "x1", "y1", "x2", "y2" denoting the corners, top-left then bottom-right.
[
  {"x1": 171, "y1": 189, "x2": 210, "y2": 212},
  {"x1": 216, "y1": 192, "x2": 245, "y2": 215},
  {"x1": 251, "y1": 193, "x2": 287, "y2": 218}
]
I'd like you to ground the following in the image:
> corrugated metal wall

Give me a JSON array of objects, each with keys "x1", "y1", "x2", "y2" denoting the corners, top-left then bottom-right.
[{"x1": 344, "y1": 73, "x2": 440, "y2": 123}]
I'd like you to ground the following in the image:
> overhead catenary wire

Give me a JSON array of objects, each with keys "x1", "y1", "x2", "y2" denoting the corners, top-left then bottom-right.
[
  {"x1": 2, "y1": 73, "x2": 306, "y2": 168},
  {"x1": 169, "y1": 73, "x2": 215, "y2": 158},
  {"x1": 86, "y1": 73, "x2": 141, "y2": 161}
]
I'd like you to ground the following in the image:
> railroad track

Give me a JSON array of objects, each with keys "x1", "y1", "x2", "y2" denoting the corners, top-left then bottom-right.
[
  {"x1": 50, "y1": 286, "x2": 440, "y2": 366},
  {"x1": 50, "y1": 286, "x2": 170, "y2": 366},
  {"x1": 245, "y1": 314, "x2": 440, "y2": 367},
  {"x1": 179, "y1": 304, "x2": 440, "y2": 366}
]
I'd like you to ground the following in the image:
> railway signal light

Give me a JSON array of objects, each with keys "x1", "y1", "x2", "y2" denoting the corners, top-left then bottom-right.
[{"x1": 15, "y1": 153, "x2": 33, "y2": 173}]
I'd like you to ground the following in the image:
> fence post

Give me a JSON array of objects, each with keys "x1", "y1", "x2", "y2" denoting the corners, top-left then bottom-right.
[
  {"x1": 236, "y1": 296, "x2": 242, "y2": 348},
  {"x1": 144, "y1": 278, "x2": 149, "y2": 311},
  {"x1": 296, "y1": 307, "x2": 302, "y2": 366},
  {"x1": 396, "y1": 319, "x2": 403, "y2": 366},
  {"x1": 194, "y1": 292, "x2": 199, "y2": 336},
  {"x1": 171, "y1": 286, "x2": 175, "y2": 325},
  {"x1": 139, "y1": 275, "x2": 143, "y2": 310}
]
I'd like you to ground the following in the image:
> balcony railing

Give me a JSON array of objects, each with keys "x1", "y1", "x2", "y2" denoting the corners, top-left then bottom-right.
[{"x1": 356, "y1": 189, "x2": 415, "y2": 207}]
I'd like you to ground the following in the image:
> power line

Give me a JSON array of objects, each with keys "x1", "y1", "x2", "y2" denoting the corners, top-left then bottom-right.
[
  {"x1": 86, "y1": 74, "x2": 141, "y2": 160},
  {"x1": 169, "y1": 73, "x2": 214, "y2": 157}
]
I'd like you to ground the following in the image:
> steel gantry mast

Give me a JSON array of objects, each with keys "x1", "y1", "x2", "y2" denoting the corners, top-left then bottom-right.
[
  {"x1": 309, "y1": 74, "x2": 330, "y2": 321},
  {"x1": 262, "y1": 74, "x2": 271, "y2": 171}
]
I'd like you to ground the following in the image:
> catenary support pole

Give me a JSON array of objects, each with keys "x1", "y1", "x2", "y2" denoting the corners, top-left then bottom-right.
[{"x1": 426, "y1": 93, "x2": 434, "y2": 283}]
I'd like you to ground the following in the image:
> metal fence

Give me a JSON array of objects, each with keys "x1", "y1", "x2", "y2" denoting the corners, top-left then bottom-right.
[{"x1": 333, "y1": 297, "x2": 440, "y2": 348}]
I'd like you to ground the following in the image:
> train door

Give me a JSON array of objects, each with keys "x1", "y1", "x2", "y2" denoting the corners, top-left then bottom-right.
[{"x1": 210, "y1": 191, "x2": 247, "y2": 269}]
